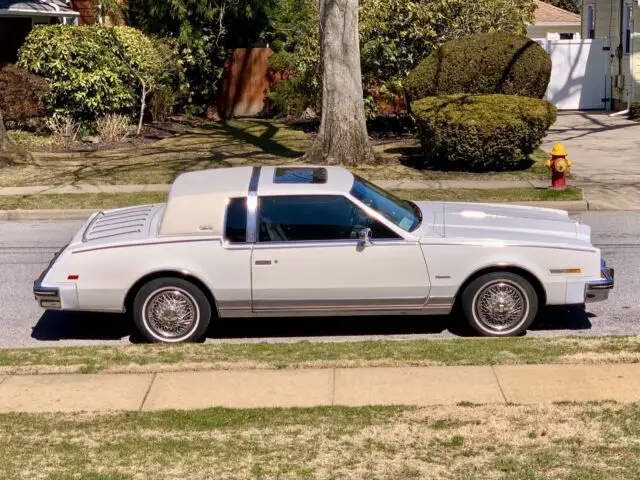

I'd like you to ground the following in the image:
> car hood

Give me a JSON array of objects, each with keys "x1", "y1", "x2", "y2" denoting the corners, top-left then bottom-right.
[{"x1": 413, "y1": 201, "x2": 592, "y2": 246}]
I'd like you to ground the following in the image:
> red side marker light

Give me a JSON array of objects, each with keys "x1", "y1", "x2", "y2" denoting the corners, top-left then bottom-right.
[{"x1": 67, "y1": 275, "x2": 79, "y2": 280}]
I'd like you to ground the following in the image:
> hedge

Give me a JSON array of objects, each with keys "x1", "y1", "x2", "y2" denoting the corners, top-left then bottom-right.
[
  {"x1": 412, "y1": 94, "x2": 557, "y2": 172},
  {"x1": 0, "y1": 64, "x2": 49, "y2": 122},
  {"x1": 405, "y1": 32, "x2": 552, "y2": 103},
  {"x1": 18, "y1": 26, "x2": 139, "y2": 120}
]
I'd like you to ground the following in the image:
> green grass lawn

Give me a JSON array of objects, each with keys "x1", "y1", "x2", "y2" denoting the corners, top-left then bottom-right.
[
  {"x1": 2, "y1": 119, "x2": 551, "y2": 187},
  {"x1": 0, "y1": 187, "x2": 581, "y2": 210},
  {"x1": 1, "y1": 402, "x2": 639, "y2": 479},
  {"x1": 2, "y1": 336, "x2": 639, "y2": 375}
]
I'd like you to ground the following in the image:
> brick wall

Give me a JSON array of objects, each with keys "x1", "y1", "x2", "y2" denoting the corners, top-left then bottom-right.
[{"x1": 70, "y1": 0, "x2": 95, "y2": 25}]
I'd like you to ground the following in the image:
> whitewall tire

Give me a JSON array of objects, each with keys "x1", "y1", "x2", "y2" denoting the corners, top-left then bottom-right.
[
  {"x1": 133, "y1": 278, "x2": 211, "y2": 343},
  {"x1": 461, "y1": 272, "x2": 538, "y2": 337}
]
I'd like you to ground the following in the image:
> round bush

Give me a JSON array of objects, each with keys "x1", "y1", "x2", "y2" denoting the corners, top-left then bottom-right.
[
  {"x1": 405, "y1": 32, "x2": 552, "y2": 103},
  {"x1": 0, "y1": 64, "x2": 49, "y2": 121},
  {"x1": 18, "y1": 25, "x2": 138, "y2": 120},
  {"x1": 412, "y1": 94, "x2": 557, "y2": 172}
]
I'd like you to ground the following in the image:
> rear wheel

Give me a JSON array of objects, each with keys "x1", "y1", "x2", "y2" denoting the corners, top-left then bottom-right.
[
  {"x1": 133, "y1": 278, "x2": 211, "y2": 343},
  {"x1": 461, "y1": 272, "x2": 538, "y2": 337}
]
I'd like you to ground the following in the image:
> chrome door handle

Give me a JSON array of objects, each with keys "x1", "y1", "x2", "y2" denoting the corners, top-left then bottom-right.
[{"x1": 255, "y1": 260, "x2": 272, "y2": 266}]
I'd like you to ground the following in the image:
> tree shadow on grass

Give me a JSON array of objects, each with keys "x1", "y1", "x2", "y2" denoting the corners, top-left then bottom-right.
[
  {"x1": 202, "y1": 120, "x2": 306, "y2": 159},
  {"x1": 13, "y1": 120, "x2": 309, "y2": 187}
]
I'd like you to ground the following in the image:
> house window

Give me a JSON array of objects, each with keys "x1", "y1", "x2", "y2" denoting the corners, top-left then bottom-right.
[
  {"x1": 623, "y1": 4, "x2": 632, "y2": 54},
  {"x1": 560, "y1": 33, "x2": 575, "y2": 40},
  {"x1": 587, "y1": 5, "x2": 596, "y2": 39}
]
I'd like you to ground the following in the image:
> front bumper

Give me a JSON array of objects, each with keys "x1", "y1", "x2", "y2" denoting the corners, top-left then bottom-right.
[{"x1": 585, "y1": 259, "x2": 614, "y2": 303}]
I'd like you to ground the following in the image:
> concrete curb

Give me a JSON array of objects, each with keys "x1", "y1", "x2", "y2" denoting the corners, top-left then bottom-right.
[
  {"x1": 0, "y1": 201, "x2": 590, "y2": 221},
  {"x1": 1, "y1": 363, "x2": 640, "y2": 413}
]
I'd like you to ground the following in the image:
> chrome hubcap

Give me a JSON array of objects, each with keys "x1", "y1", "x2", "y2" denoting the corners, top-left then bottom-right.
[
  {"x1": 474, "y1": 281, "x2": 529, "y2": 333},
  {"x1": 143, "y1": 287, "x2": 198, "y2": 339}
]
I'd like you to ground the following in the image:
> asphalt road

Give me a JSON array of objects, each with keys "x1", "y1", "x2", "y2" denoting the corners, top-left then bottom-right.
[{"x1": 1, "y1": 212, "x2": 638, "y2": 348}]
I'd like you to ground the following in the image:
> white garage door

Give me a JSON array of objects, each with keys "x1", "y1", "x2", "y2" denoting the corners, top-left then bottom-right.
[{"x1": 536, "y1": 39, "x2": 611, "y2": 110}]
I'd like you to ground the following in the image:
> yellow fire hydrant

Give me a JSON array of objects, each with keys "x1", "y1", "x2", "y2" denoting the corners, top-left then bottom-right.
[{"x1": 545, "y1": 143, "x2": 572, "y2": 190}]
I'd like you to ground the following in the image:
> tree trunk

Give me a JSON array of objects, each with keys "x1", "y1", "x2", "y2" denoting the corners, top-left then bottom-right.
[
  {"x1": 0, "y1": 110, "x2": 30, "y2": 167},
  {"x1": 306, "y1": 0, "x2": 374, "y2": 165},
  {"x1": 137, "y1": 82, "x2": 147, "y2": 136}
]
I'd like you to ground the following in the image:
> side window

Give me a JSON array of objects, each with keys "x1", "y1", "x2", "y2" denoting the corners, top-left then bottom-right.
[
  {"x1": 224, "y1": 197, "x2": 248, "y2": 243},
  {"x1": 587, "y1": 5, "x2": 596, "y2": 39},
  {"x1": 258, "y1": 195, "x2": 400, "y2": 242},
  {"x1": 624, "y1": 4, "x2": 632, "y2": 54}
]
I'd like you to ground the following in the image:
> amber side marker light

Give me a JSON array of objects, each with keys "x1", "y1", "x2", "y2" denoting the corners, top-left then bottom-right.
[{"x1": 550, "y1": 268, "x2": 582, "y2": 275}]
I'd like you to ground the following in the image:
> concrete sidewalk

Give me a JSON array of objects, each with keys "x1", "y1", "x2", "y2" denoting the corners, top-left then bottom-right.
[
  {"x1": 3, "y1": 179, "x2": 636, "y2": 213},
  {"x1": 0, "y1": 180, "x2": 550, "y2": 196},
  {"x1": 1, "y1": 364, "x2": 640, "y2": 413}
]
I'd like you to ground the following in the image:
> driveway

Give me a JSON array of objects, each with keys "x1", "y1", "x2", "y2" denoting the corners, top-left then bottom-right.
[{"x1": 542, "y1": 111, "x2": 640, "y2": 185}]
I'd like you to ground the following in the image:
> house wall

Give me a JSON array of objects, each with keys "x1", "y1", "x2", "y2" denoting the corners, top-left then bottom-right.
[
  {"x1": 527, "y1": 24, "x2": 582, "y2": 40},
  {"x1": 634, "y1": 17, "x2": 640, "y2": 103},
  {"x1": 583, "y1": 0, "x2": 639, "y2": 107},
  {"x1": 70, "y1": 0, "x2": 95, "y2": 25}
]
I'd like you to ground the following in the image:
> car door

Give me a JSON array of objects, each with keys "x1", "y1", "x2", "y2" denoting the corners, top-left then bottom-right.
[{"x1": 250, "y1": 194, "x2": 431, "y2": 313}]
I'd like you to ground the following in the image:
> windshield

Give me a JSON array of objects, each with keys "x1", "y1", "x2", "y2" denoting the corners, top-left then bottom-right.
[{"x1": 350, "y1": 175, "x2": 422, "y2": 232}]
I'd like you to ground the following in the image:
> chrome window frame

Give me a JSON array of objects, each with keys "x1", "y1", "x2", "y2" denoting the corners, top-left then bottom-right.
[
  {"x1": 246, "y1": 166, "x2": 261, "y2": 244},
  {"x1": 254, "y1": 193, "x2": 407, "y2": 245}
]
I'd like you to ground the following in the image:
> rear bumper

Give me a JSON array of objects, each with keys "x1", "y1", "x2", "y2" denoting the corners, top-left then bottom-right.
[
  {"x1": 34, "y1": 284, "x2": 61, "y2": 309},
  {"x1": 33, "y1": 243, "x2": 72, "y2": 310},
  {"x1": 585, "y1": 259, "x2": 614, "y2": 303}
]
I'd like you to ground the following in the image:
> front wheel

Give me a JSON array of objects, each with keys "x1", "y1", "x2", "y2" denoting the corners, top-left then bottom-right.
[
  {"x1": 461, "y1": 272, "x2": 538, "y2": 337},
  {"x1": 133, "y1": 278, "x2": 211, "y2": 343}
]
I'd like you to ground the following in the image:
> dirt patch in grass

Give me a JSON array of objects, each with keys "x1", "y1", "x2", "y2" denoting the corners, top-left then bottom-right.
[
  {"x1": 1, "y1": 120, "x2": 551, "y2": 188},
  {"x1": 0, "y1": 402, "x2": 638, "y2": 479},
  {"x1": 1, "y1": 337, "x2": 640, "y2": 376}
]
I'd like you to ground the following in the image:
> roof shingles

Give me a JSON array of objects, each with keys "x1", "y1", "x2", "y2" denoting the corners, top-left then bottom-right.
[
  {"x1": 533, "y1": 0, "x2": 581, "y2": 24},
  {"x1": 0, "y1": 0, "x2": 79, "y2": 15}
]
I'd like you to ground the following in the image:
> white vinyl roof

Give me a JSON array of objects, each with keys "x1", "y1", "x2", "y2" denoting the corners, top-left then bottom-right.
[
  {"x1": 159, "y1": 166, "x2": 356, "y2": 237},
  {"x1": 0, "y1": 0, "x2": 80, "y2": 16}
]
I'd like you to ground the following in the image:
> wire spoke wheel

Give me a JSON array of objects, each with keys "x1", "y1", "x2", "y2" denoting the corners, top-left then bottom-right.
[
  {"x1": 472, "y1": 280, "x2": 530, "y2": 333},
  {"x1": 143, "y1": 287, "x2": 199, "y2": 340}
]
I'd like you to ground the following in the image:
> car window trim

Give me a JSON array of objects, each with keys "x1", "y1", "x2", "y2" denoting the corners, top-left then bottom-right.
[
  {"x1": 350, "y1": 175, "x2": 421, "y2": 232},
  {"x1": 255, "y1": 193, "x2": 404, "y2": 244}
]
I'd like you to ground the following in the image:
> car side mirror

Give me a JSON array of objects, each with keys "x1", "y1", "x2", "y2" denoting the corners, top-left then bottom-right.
[{"x1": 358, "y1": 227, "x2": 372, "y2": 247}]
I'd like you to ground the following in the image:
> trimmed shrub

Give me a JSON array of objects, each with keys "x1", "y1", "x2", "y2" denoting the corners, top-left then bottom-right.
[
  {"x1": 0, "y1": 64, "x2": 49, "y2": 121},
  {"x1": 412, "y1": 94, "x2": 557, "y2": 171},
  {"x1": 18, "y1": 25, "x2": 183, "y2": 124},
  {"x1": 405, "y1": 32, "x2": 552, "y2": 103},
  {"x1": 264, "y1": 0, "x2": 535, "y2": 118},
  {"x1": 18, "y1": 25, "x2": 140, "y2": 120}
]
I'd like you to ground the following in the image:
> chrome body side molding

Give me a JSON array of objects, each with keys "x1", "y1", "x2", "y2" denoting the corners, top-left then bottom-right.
[{"x1": 218, "y1": 297, "x2": 455, "y2": 318}]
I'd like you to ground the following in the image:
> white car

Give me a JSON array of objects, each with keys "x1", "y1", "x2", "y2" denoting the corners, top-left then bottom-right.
[{"x1": 34, "y1": 166, "x2": 614, "y2": 343}]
